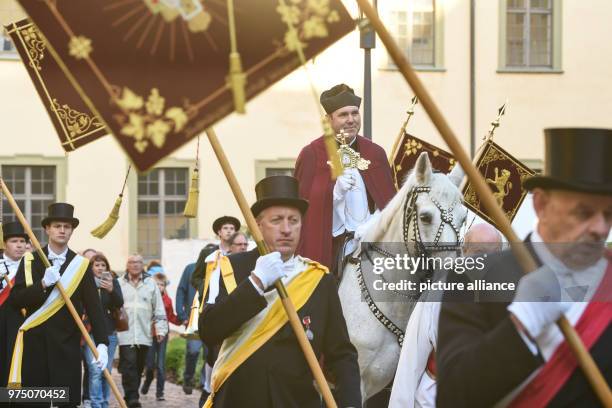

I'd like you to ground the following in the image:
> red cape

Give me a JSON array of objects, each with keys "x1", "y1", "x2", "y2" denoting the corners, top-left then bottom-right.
[{"x1": 295, "y1": 135, "x2": 396, "y2": 268}]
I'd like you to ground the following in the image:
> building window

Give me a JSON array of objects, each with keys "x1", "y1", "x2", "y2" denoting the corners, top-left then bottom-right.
[
  {"x1": 1, "y1": 165, "x2": 56, "y2": 243},
  {"x1": 506, "y1": 0, "x2": 552, "y2": 67},
  {"x1": 387, "y1": 0, "x2": 438, "y2": 68},
  {"x1": 137, "y1": 168, "x2": 190, "y2": 260},
  {"x1": 265, "y1": 167, "x2": 294, "y2": 177},
  {"x1": 0, "y1": 0, "x2": 26, "y2": 58},
  {"x1": 255, "y1": 159, "x2": 296, "y2": 183},
  {"x1": 500, "y1": 0, "x2": 561, "y2": 72}
]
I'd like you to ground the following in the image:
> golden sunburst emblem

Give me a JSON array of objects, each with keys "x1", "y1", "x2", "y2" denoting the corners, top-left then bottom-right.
[{"x1": 103, "y1": 0, "x2": 229, "y2": 61}]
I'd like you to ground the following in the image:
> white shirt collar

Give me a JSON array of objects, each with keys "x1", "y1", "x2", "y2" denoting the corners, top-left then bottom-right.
[
  {"x1": 531, "y1": 228, "x2": 568, "y2": 273},
  {"x1": 1, "y1": 254, "x2": 21, "y2": 264},
  {"x1": 48, "y1": 246, "x2": 68, "y2": 264}
]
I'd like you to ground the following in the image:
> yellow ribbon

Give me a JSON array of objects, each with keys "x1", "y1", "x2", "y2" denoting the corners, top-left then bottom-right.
[
  {"x1": 204, "y1": 260, "x2": 327, "y2": 407},
  {"x1": 8, "y1": 256, "x2": 89, "y2": 387},
  {"x1": 199, "y1": 251, "x2": 238, "y2": 313}
]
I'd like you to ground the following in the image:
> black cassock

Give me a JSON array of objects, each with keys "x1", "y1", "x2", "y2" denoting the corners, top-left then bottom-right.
[
  {"x1": 9, "y1": 247, "x2": 108, "y2": 407},
  {"x1": 437, "y1": 238, "x2": 612, "y2": 408},
  {"x1": 199, "y1": 248, "x2": 362, "y2": 408}
]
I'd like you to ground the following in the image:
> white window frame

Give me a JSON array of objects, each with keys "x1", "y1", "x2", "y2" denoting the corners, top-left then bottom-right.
[
  {"x1": 381, "y1": 0, "x2": 445, "y2": 72},
  {"x1": 498, "y1": 0, "x2": 563, "y2": 73},
  {"x1": 128, "y1": 158, "x2": 197, "y2": 258},
  {"x1": 0, "y1": 156, "x2": 67, "y2": 244}
]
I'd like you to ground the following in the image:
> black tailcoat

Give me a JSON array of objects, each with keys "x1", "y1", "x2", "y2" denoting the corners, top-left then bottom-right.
[
  {"x1": 436, "y1": 240, "x2": 611, "y2": 407},
  {"x1": 9, "y1": 246, "x2": 108, "y2": 406},
  {"x1": 0, "y1": 259, "x2": 24, "y2": 387},
  {"x1": 199, "y1": 248, "x2": 362, "y2": 408}
]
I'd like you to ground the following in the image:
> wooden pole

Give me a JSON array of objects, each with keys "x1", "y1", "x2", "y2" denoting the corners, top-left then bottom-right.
[
  {"x1": 0, "y1": 179, "x2": 127, "y2": 408},
  {"x1": 205, "y1": 128, "x2": 337, "y2": 408},
  {"x1": 354, "y1": 1, "x2": 612, "y2": 405}
]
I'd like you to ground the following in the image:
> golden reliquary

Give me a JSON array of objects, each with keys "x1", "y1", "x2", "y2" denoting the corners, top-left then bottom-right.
[{"x1": 337, "y1": 133, "x2": 370, "y2": 170}]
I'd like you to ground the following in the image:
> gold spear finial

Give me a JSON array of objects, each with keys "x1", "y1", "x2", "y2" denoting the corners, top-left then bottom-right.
[
  {"x1": 388, "y1": 95, "x2": 419, "y2": 164},
  {"x1": 485, "y1": 101, "x2": 507, "y2": 141}
]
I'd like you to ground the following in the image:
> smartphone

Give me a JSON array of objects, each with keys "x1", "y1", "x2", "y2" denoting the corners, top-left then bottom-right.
[{"x1": 101, "y1": 271, "x2": 112, "y2": 281}]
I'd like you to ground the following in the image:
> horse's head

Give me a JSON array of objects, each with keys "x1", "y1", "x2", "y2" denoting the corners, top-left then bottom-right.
[{"x1": 368, "y1": 152, "x2": 467, "y2": 252}]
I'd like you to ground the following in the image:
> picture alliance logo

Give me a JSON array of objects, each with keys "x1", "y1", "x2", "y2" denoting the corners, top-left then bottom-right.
[{"x1": 371, "y1": 253, "x2": 487, "y2": 275}]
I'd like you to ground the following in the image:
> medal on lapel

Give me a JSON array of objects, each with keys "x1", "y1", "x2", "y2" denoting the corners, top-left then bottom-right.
[{"x1": 302, "y1": 316, "x2": 314, "y2": 341}]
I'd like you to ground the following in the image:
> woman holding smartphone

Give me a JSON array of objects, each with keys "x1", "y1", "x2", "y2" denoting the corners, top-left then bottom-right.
[{"x1": 85, "y1": 253, "x2": 124, "y2": 408}]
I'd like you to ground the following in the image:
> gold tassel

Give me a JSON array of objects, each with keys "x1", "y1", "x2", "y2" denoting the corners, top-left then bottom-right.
[
  {"x1": 91, "y1": 196, "x2": 123, "y2": 239},
  {"x1": 183, "y1": 168, "x2": 199, "y2": 218},
  {"x1": 228, "y1": 52, "x2": 246, "y2": 113},
  {"x1": 226, "y1": 0, "x2": 246, "y2": 114}
]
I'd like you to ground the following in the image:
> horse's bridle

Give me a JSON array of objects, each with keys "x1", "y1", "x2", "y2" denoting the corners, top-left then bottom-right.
[
  {"x1": 402, "y1": 185, "x2": 463, "y2": 255},
  {"x1": 356, "y1": 185, "x2": 464, "y2": 347}
]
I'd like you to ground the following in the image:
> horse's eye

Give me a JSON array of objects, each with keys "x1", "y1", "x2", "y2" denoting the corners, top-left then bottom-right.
[{"x1": 419, "y1": 213, "x2": 432, "y2": 224}]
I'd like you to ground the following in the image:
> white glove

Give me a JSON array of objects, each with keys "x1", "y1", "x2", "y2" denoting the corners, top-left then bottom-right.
[
  {"x1": 333, "y1": 170, "x2": 355, "y2": 201},
  {"x1": 252, "y1": 252, "x2": 285, "y2": 290},
  {"x1": 93, "y1": 343, "x2": 108, "y2": 371},
  {"x1": 42, "y1": 264, "x2": 61, "y2": 288},
  {"x1": 508, "y1": 265, "x2": 571, "y2": 339}
]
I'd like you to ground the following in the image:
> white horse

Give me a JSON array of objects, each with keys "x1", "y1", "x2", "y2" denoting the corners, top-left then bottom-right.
[{"x1": 339, "y1": 152, "x2": 467, "y2": 401}]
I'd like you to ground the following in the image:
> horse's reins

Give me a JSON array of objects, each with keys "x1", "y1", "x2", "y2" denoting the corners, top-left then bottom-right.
[{"x1": 356, "y1": 185, "x2": 464, "y2": 347}]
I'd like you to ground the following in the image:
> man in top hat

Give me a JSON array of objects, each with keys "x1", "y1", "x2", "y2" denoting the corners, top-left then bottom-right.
[
  {"x1": 436, "y1": 128, "x2": 612, "y2": 407},
  {"x1": 295, "y1": 83, "x2": 396, "y2": 273},
  {"x1": 181, "y1": 215, "x2": 240, "y2": 403},
  {"x1": 189, "y1": 215, "x2": 241, "y2": 290},
  {"x1": 9, "y1": 203, "x2": 109, "y2": 406},
  {"x1": 199, "y1": 175, "x2": 361, "y2": 408},
  {"x1": 0, "y1": 221, "x2": 29, "y2": 386}
]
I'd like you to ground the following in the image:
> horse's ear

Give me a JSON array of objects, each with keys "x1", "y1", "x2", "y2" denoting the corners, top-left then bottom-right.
[
  {"x1": 415, "y1": 152, "x2": 433, "y2": 185},
  {"x1": 448, "y1": 162, "x2": 465, "y2": 187}
]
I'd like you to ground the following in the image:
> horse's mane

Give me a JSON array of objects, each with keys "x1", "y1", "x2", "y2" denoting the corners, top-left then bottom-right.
[
  {"x1": 361, "y1": 171, "x2": 415, "y2": 243},
  {"x1": 361, "y1": 169, "x2": 463, "y2": 243}
]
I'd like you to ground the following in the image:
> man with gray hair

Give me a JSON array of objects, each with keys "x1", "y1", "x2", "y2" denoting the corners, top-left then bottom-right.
[
  {"x1": 118, "y1": 254, "x2": 167, "y2": 408},
  {"x1": 463, "y1": 223, "x2": 503, "y2": 257}
]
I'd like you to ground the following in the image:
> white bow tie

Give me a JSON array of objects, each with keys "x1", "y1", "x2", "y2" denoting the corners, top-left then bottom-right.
[{"x1": 48, "y1": 255, "x2": 65, "y2": 266}]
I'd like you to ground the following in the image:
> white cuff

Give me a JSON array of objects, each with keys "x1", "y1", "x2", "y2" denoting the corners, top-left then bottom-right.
[{"x1": 249, "y1": 276, "x2": 265, "y2": 296}]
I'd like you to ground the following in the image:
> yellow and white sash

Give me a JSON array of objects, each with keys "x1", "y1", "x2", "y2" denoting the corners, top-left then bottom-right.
[
  {"x1": 8, "y1": 254, "x2": 89, "y2": 387},
  {"x1": 199, "y1": 250, "x2": 237, "y2": 313},
  {"x1": 204, "y1": 256, "x2": 327, "y2": 408}
]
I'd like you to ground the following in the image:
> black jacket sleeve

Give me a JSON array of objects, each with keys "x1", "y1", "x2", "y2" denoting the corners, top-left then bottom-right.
[
  {"x1": 10, "y1": 254, "x2": 48, "y2": 311},
  {"x1": 436, "y1": 270, "x2": 543, "y2": 408},
  {"x1": 107, "y1": 278, "x2": 124, "y2": 309},
  {"x1": 199, "y1": 278, "x2": 267, "y2": 346},
  {"x1": 320, "y1": 275, "x2": 362, "y2": 408},
  {"x1": 81, "y1": 268, "x2": 109, "y2": 346}
]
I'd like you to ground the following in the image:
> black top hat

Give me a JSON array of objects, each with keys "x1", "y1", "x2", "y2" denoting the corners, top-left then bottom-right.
[
  {"x1": 523, "y1": 128, "x2": 612, "y2": 195},
  {"x1": 41, "y1": 203, "x2": 80, "y2": 228},
  {"x1": 2, "y1": 221, "x2": 29, "y2": 242},
  {"x1": 251, "y1": 176, "x2": 309, "y2": 217},
  {"x1": 320, "y1": 83, "x2": 362, "y2": 114},
  {"x1": 212, "y1": 216, "x2": 241, "y2": 234}
]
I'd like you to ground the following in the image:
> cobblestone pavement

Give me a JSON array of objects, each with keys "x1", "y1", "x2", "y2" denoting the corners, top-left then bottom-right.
[{"x1": 108, "y1": 370, "x2": 203, "y2": 408}]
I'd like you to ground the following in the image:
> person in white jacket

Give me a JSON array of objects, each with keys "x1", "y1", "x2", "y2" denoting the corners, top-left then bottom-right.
[
  {"x1": 117, "y1": 254, "x2": 167, "y2": 408},
  {"x1": 389, "y1": 223, "x2": 502, "y2": 408}
]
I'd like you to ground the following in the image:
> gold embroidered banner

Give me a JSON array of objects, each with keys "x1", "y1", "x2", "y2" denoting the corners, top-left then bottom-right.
[
  {"x1": 462, "y1": 139, "x2": 535, "y2": 225},
  {"x1": 5, "y1": 19, "x2": 106, "y2": 151},
  {"x1": 391, "y1": 132, "x2": 456, "y2": 187},
  {"x1": 17, "y1": 0, "x2": 355, "y2": 171}
]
